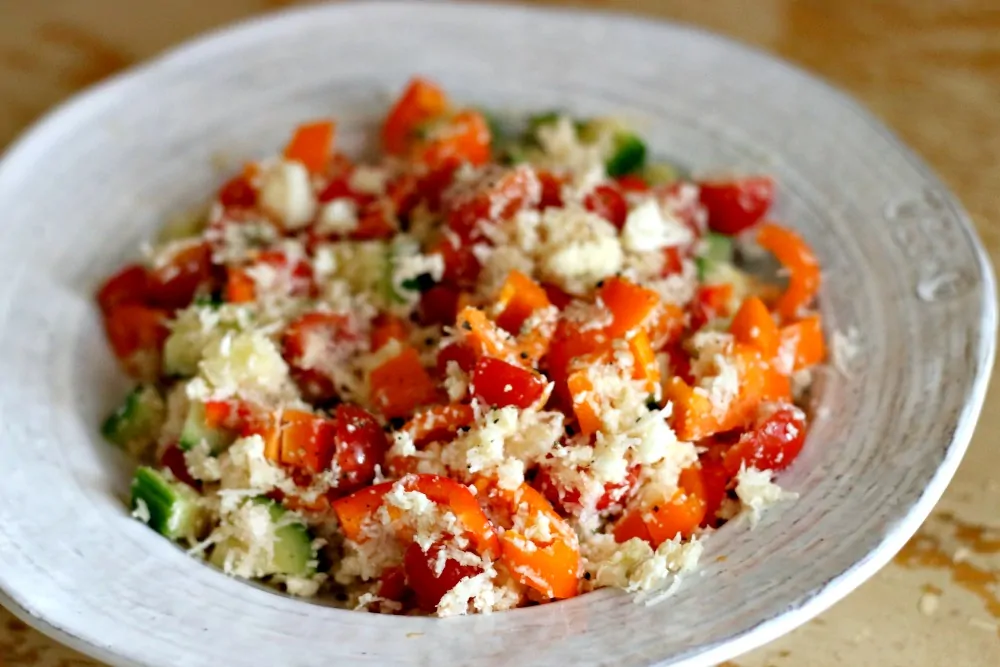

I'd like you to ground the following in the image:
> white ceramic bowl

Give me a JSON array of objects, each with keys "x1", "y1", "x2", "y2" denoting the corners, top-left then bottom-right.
[{"x1": 0, "y1": 2, "x2": 994, "y2": 666}]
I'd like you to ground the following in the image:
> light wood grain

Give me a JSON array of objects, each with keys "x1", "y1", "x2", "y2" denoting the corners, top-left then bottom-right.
[{"x1": 0, "y1": 1, "x2": 996, "y2": 665}]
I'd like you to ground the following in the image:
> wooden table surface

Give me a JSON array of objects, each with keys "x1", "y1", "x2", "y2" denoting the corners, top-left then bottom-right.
[{"x1": 1, "y1": 1, "x2": 997, "y2": 665}]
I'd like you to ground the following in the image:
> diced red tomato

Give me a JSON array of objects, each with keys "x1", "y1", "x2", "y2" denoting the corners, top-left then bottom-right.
[
  {"x1": 160, "y1": 444, "x2": 199, "y2": 489},
  {"x1": 147, "y1": 243, "x2": 214, "y2": 310},
  {"x1": 282, "y1": 312, "x2": 355, "y2": 401},
  {"x1": 377, "y1": 565, "x2": 409, "y2": 603},
  {"x1": 97, "y1": 264, "x2": 150, "y2": 313},
  {"x1": 698, "y1": 176, "x2": 775, "y2": 235},
  {"x1": 470, "y1": 357, "x2": 546, "y2": 409},
  {"x1": 218, "y1": 174, "x2": 257, "y2": 209},
  {"x1": 430, "y1": 237, "x2": 481, "y2": 286},
  {"x1": 536, "y1": 170, "x2": 565, "y2": 209},
  {"x1": 436, "y1": 342, "x2": 477, "y2": 378},
  {"x1": 698, "y1": 459, "x2": 730, "y2": 528},
  {"x1": 583, "y1": 184, "x2": 628, "y2": 229},
  {"x1": 615, "y1": 174, "x2": 650, "y2": 193},
  {"x1": 283, "y1": 312, "x2": 353, "y2": 365},
  {"x1": 722, "y1": 404, "x2": 807, "y2": 476},
  {"x1": 317, "y1": 176, "x2": 375, "y2": 207},
  {"x1": 445, "y1": 165, "x2": 541, "y2": 241},
  {"x1": 404, "y1": 540, "x2": 483, "y2": 612},
  {"x1": 655, "y1": 181, "x2": 707, "y2": 239},
  {"x1": 352, "y1": 200, "x2": 398, "y2": 241},
  {"x1": 541, "y1": 283, "x2": 573, "y2": 311},
  {"x1": 662, "y1": 247, "x2": 684, "y2": 276},
  {"x1": 534, "y1": 465, "x2": 638, "y2": 515},
  {"x1": 333, "y1": 404, "x2": 389, "y2": 494},
  {"x1": 419, "y1": 284, "x2": 461, "y2": 326}
]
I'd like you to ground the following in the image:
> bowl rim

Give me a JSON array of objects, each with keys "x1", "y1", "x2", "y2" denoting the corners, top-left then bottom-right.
[{"x1": 0, "y1": 1, "x2": 995, "y2": 666}]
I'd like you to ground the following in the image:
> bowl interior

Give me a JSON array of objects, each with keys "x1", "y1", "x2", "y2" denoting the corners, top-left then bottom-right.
[{"x1": 0, "y1": 3, "x2": 992, "y2": 667}]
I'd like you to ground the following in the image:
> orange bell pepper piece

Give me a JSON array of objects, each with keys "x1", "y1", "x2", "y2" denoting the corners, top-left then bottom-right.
[
  {"x1": 382, "y1": 77, "x2": 449, "y2": 156},
  {"x1": 567, "y1": 370, "x2": 603, "y2": 436},
  {"x1": 663, "y1": 344, "x2": 766, "y2": 441},
  {"x1": 370, "y1": 313, "x2": 410, "y2": 352},
  {"x1": 331, "y1": 474, "x2": 500, "y2": 559},
  {"x1": 779, "y1": 314, "x2": 826, "y2": 371},
  {"x1": 645, "y1": 302, "x2": 685, "y2": 349},
  {"x1": 628, "y1": 328, "x2": 661, "y2": 394},
  {"x1": 756, "y1": 222, "x2": 820, "y2": 322},
  {"x1": 760, "y1": 361, "x2": 792, "y2": 402},
  {"x1": 330, "y1": 481, "x2": 395, "y2": 541},
  {"x1": 614, "y1": 466, "x2": 707, "y2": 546},
  {"x1": 369, "y1": 345, "x2": 438, "y2": 419},
  {"x1": 495, "y1": 270, "x2": 551, "y2": 335},
  {"x1": 491, "y1": 483, "x2": 581, "y2": 599},
  {"x1": 455, "y1": 306, "x2": 519, "y2": 361},
  {"x1": 283, "y1": 120, "x2": 335, "y2": 174},
  {"x1": 277, "y1": 409, "x2": 337, "y2": 473},
  {"x1": 730, "y1": 296, "x2": 780, "y2": 357},
  {"x1": 403, "y1": 404, "x2": 476, "y2": 447},
  {"x1": 224, "y1": 267, "x2": 256, "y2": 303},
  {"x1": 598, "y1": 276, "x2": 661, "y2": 338},
  {"x1": 416, "y1": 109, "x2": 492, "y2": 168}
]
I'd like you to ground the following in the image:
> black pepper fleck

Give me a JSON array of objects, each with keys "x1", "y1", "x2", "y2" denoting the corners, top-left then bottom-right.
[
  {"x1": 583, "y1": 572, "x2": 592, "y2": 580},
  {"x1": 461, "y1": 320, "x2": 472, "y2": 331}
]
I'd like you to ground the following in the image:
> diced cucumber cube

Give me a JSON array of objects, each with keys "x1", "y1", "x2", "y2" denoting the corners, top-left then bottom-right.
[
  {"x1": 526, "y1": 110, "x2": 562, "y2": 135},
  {"x1": 101, "y1": 385, "x2": 165, "y2": 452},
  {"x1": 209, "y1": 498, "x2": 315, "y2": 577},
  {"x1": 606, "y1": 133, "x2": 647, "y2": 178},
  {"x1": 130, "y1": 466, "x2": 205, "y2": 540},
  {"x1": 156, "y1": 209, "x2": 207, "y2": 244},
  {"x1": 178, "y1": 401, "x2": 234, "y2": 453},
  {"x1": 643, "y1": 161, "x2": 681, "y2": 186},
  {"x1": 696, "y1": 233, "x2": 735, "y2": 282}
]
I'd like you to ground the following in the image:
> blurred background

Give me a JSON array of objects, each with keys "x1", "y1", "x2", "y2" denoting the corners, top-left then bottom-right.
[{"x1": 0, "y1": 1, "x2": 997, "y2": 665}]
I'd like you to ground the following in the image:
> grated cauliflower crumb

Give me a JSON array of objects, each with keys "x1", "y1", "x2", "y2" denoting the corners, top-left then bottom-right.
[
  {"x1": 734, "y1": 466, "x2": 797, "y2": 527},
  {"x1": 621, "y1": 199, "x2": 693, "y2": 253},
  {"x1": 131, "y1": 498, "x2": 151, "y2": 524},
  {"x1": 259, "y1": 160, "x2": 317, "y2": 230},
  {"x1": 317, "y1": 198, "x2": 359, "y2": 235}
]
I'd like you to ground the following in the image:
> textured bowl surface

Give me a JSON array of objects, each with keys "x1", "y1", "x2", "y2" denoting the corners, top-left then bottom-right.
[{"x1": 0, "y1": 2, "x2": 994, "y2": 666}]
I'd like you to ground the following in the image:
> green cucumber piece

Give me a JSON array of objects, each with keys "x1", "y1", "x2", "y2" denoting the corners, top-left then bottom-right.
[
  {"x1": 526, "y1": 110, "x2": 562, "y2": 135},
  {"x1": 101, "y1": 385, "x2": 164, "y2": 450},
  {"x1": 178, "y1": 401, "x2": 234, "y2": 453},
  {"x1": 130, "y1": 466, "x2": 205, "y2": 540},
  {"x1": 384, "y1": 236, "x2": 431, "y2": 304},
  {"x1": 210, "y1": 498, "x2": 315, "y2": 576},
  {"x1": 265, "y1": 501, "x2": 315, "y2": 577},
  {"x1": 606, "y1": 133, "x2": 647, "y2": 178},
  {"x1": 696, "y1": 233, "x2": 735, "y2": 282},
  {"x1": 642, "y1": 161, "x2": 681, "y2": 186}
]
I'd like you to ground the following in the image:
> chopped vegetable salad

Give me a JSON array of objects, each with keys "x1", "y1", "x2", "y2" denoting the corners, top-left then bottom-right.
[{"x1": 96, "y1": 77, "x2": 826, "y2": 616}]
